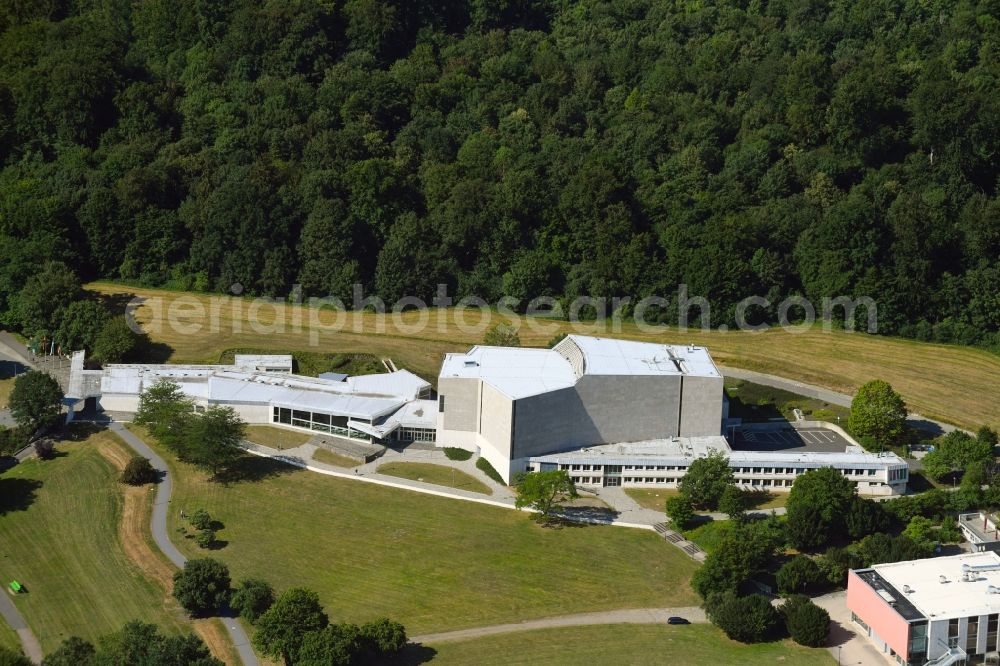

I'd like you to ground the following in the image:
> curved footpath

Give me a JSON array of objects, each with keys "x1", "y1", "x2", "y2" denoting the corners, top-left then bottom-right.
[
  {"x1": 0, "y1": 591, "x2": 43, "y2": 663},
  {"x1": 409, "y1": 606, "x2": 708, "y2": 644},
  {"x1": 108, "y1": 422, "x2": 259, "y2": 666}
]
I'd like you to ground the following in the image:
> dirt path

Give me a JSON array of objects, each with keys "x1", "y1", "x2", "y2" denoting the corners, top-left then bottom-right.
[{"x1": 95, "y1": 438, "x2": 239, "y2": 665}]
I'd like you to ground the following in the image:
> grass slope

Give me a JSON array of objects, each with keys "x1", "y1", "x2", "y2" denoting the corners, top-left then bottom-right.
[
  {"x1": 142, "y1": 435, "x2": 699, "y2": 634},
  {"x1": 311, "y1": 448, "x2": 363, "y2": 467},
  {"x1": 245, "y1": 425, "x2": 313, "y2": 450},
  {"x1": 88, "y1": 283, "x2": 1000, "y2": 430},
  {"x1": 417, "y1": 624, "x2": 835, "y2": 665},
  {"x1": 0, "y1": 433, "x2": 188, "y2": 652},
  {"x1": 376, "y1": 462, "x2": 492, "y2": 495}
]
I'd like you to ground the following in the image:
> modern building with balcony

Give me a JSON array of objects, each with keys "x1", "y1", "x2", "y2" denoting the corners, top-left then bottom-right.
[{"x1": 848, "y1": 551, "x2": 1000, "y2": 665}]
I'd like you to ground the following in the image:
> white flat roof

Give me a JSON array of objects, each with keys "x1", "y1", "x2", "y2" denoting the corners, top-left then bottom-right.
[
  {"x1": 439, "y1": 346, "x2": 576, "y2": 399},
  {"x1": 869, "y1": 552, "x2": 1000, "y2": 619},
  {"x1": 100, "y1": 363, "x2": 428, "y2": 421},
  {"x1": 565, "y1": 335, "x2": 721, "y2": 378},
  {"x1": 529, "y1": 438, "x2": 906, "y2": 469},
  {"x1": 438, "y1": 335, "x2": 721, "y2": 400}
]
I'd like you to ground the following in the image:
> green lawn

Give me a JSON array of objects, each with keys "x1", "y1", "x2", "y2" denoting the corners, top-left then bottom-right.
[
  {"x1": 377, "y1": 462, "x2": 492, "y2": 495},
  {"x1": 0, "y1": 623, "x2": 20, "y2": 653},
  {"x1": 0, "y1": 377, "x2": 13, "y2": 409},
  {"x1": 725, "y1": 378, "x2": 850, "y2": 425},
  {"x1": 683, "y1": 520, "x2": 735, "y2": 554},
  {"x1": 413, "y1": 624, "x2": 835, "y2": 665},
  {"x1": 625, "y1": 488, "x2": 679, "y2": 512},
  {"x1": 0, "y1": 433, "x2": 188, "y2": 652},
  {"x1": 311, "y1": 448, "x2": 363, "y2": 468},
  {"x1": 146, "y1": 436, "x2": 699, "y2": 634},
  {"x1": 245, "y1": 425, "x2": 313, "y2": 450}
]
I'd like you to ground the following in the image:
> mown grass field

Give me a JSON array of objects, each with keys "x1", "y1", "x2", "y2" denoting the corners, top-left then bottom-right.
[
  {"x1": 135, "y1": 429, "x2": 699, "y2": 634},
  {"x1": 0, "y1": 432, "x2": 189, "y2": 652},
  {"x1": 89, "y1": 282, "x2": 1000, "y2": 430},
  {"x1": 376, "y1": 462, "x2": 492, "y2": 495},
  {"x1": 625, "y1": 488, "x2": 680, "y2": 511},
  {"x1": 311, "y1": 448, "x2": 362, "y2": 467},
  {"x1": 414, "y1": 624, "x2": 835, "y2": 665},
  {"x1": 0, "y1": 623, "x2": 19, "y2": 653},
  {"x1": 245, "y1": 425, "x2": 313, "y2": 450}
]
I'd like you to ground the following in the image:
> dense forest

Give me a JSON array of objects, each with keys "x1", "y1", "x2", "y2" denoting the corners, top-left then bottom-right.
[{"x1": 1, "y1": 0, "x2": 998, "y2": 349}]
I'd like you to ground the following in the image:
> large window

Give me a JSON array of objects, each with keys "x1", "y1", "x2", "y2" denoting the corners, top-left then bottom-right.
[
  {"x1": 395, "y1": 427, "x2": 435, "y2": 443},
  {"x1": 967, "y1": 616, "x2": 979, "y2": 654},
  {"x1": 909, "y1": 622, "x2": 928, "y2": 659},
  {"x1": 274, "y1": 406, "x2": 359, "y2": 439}
]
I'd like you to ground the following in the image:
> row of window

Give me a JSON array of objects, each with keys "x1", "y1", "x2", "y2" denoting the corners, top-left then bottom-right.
[{"x1": 559, "y1": 462, "x2": 890, "y2": 479}]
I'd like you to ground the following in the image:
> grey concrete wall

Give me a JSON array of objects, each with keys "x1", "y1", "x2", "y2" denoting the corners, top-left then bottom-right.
[
  {"x1": 510, "y1": 374, "x2": 682, "y2": 459},
  {"x1": 479, "y1": 383, "x2": 514, "y2": 478},
  {"x1": 679, "y1": 375, "x2": 723, "y2": 436},
  {"x1": 438, "y1": 377, "x2": 480, "y2": 432}
]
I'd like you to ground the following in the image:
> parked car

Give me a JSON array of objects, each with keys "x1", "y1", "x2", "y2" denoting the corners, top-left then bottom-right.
[{"x1": 667, "y1": 616, "x2": 690, "y2": 625}]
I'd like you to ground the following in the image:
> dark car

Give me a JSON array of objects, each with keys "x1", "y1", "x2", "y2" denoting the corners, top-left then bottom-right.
[{"x1": 667, "y1": 616, "x2": 690, "y2": 625}]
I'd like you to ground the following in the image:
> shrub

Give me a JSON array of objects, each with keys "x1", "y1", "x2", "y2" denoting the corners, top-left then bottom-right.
[
  {"x1": 476, "y1": 457, "x2": 504, "y2": 484},
  {"x1": 776, "y1": 555, "x2": 823, "y2": 594},
  {"x1": 172, "y1": 558, "x2": 231, "y2": 616},
  {"x1": 34, "y1": 438, "x2": 55, "y2": 460},
  {"x1": 194, "y1": 528, "x2": 215, "y2": 549},
  {"x1": 360, "y1": 618, "x2": 407, "y2": 655},
  {"x1": 665, "y1": 495, "x2": 695, "y2": 530},
  {"x1": 230, "y1": 579, "x2": 275, "y2": 624},
  {"x1": 443, "y1": 447, "x2": 472, "y2": 461},
  {"x1": 0, "y1": 647, "x2": 32, "y2": 666},
  {"x1": 0, "y1": 427, "x2": 29, "y2": 456},
  {"x1": 188, "y1": 508, "x2": 212, "y2": 530},
  {"x1": 121, "y1": 456, "x2": 157, "y2": 485},
  {"x1": 782, "y1": 595, "x2": 830, "y2": 647},
  {"x1": 40, "y1": 636, "x2": 95, "y2": 665},
  {"x1": 706, "y1": 591, "x2": 780, "y2": 643}
]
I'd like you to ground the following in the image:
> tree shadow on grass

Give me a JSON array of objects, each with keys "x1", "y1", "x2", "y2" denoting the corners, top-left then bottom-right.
[
  {"x1": 212, "y1": 454, "x2": 302, "y2": 485},
  {"x1": 0, "y1": 477, "x2": 43, "y2": 515},
  {"x1": 370, "y1": 644, "x2": 437, "y2": 665}
]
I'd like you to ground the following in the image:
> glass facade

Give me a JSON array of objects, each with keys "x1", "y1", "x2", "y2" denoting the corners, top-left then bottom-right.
[
  {"x1": 393, "y1": 427, "x2": 435, "y2": 443},
  {"x1": 273, "y1": 406, "x2": 359, "y2": 439},
  {"x1": 967, "y1": 616, "x2": 979, "y2": 654}
]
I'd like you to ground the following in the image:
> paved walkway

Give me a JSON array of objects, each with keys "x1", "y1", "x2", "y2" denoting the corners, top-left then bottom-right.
[
  {"x1": 0, "y1": 590, "x2": 42, "y2": 663},
  {"x1": 109, "y1": 422, "x2": 259, "y2": 666},
  {"x1": 813, "y1": 591, "x2": 896, "y2": 666},
  {"x1": 410, "y1": 606, "x2": 707, "y2": 644}
]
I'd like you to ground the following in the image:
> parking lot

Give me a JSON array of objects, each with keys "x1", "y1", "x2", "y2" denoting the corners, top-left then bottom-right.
[{"x1": 730, "y1": 426, "x2": 852, "y2": 453}]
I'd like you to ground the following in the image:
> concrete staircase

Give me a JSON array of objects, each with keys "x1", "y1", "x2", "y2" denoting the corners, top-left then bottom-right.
[{"x1": 653, "y1": 522, "x2": 707, "y2": 561}]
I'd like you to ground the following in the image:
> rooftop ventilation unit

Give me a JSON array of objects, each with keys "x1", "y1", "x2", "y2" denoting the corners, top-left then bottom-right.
[
  {"x1": 963, "y1": 562, "x2": 1000, "y2": 573},
  {"x1": 463, "y1": 360, "x2": 478, "y2": 368},
  {"x1": 939, "y1": 575, "x2": 949, "y2": 584},
  {"x1": 903, "y1": 585, "x2": 913, "y2": 594},
  {"x1": 989, "y1": 586, "x2": 1000, "y2": 594}
]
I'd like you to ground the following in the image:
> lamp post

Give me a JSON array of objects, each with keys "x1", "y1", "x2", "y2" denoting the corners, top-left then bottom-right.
[{"x1": 837, "y1": 645, "x2": 841, "y2": 665}]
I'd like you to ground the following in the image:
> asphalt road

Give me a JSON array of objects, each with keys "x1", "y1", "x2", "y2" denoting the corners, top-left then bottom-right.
[{"x1": 108, "y1": 421, "x2": 259, "y2": 666}]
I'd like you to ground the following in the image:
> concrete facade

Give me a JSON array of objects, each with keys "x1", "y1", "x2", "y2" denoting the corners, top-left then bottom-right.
[{"x1": 435, "y1": 336, "x2": 725, "y2": 482}]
